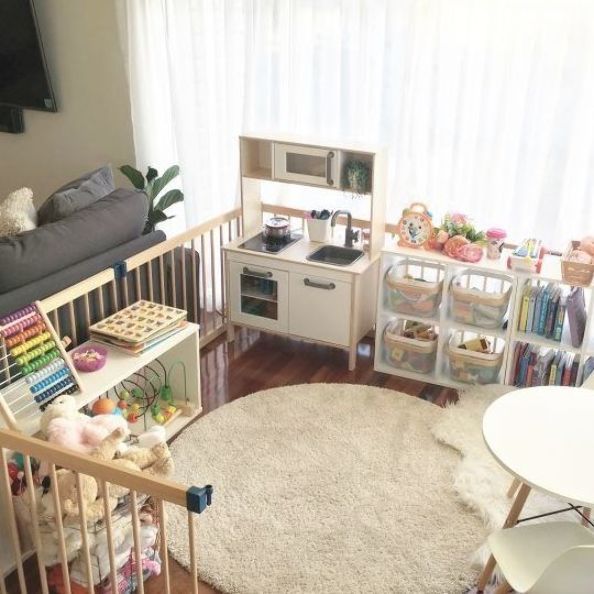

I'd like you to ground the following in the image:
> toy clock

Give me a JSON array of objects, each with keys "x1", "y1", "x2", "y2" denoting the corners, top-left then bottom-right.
[{"x1": 396, "y1": 202, "x2": 433, "y2": 248}]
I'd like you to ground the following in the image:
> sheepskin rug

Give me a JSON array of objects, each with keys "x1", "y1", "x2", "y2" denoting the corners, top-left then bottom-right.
[
  {"x1": 431, "y1": 383, "x2": 576, "y2": 578},
  {"x1": 167, "y1": 384, "x2": 487, "y2": 594}
]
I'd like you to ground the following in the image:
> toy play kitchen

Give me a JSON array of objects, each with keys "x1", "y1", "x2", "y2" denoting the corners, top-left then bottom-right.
[{"x1": 224, "y1": 134, "x2": 387, "y2": 369}]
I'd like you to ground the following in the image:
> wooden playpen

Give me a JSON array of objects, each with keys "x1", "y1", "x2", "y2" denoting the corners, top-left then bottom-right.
[
  {"x1": 0, "y1": 426, "x2": 212, "y2": 594},
  {"x1": 0, "y1": 204, "x2": 400, "y2": 594}
]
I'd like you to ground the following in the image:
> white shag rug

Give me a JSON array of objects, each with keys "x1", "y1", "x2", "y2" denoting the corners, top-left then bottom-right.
[
  {"x1": 167, "y1": 384, "x2": 487, "y2": 594},
  {"x1": 431, "y1": 383, "x2": 575, "y2": 573}
]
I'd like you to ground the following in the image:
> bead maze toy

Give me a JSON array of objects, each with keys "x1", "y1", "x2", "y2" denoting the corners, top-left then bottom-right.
[{"x1": 0, "y1": 302, "x2": 82, "y2": 432}]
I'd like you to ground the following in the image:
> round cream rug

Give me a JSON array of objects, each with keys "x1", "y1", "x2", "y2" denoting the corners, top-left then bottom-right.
[{"x1": 167, "y1": 383, "x2": 486, "y2": 594}]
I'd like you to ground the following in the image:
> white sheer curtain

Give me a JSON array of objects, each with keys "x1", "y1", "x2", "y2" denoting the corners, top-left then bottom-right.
[{"x1": 120, "y1": 0, "x2": 594, "y2": 247}]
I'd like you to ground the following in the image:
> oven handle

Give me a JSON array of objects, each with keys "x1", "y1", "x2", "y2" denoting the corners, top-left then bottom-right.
[
  {"x1": 304, "y1": 278, "x2": 336, "y2": 290},
  {"x1": 325, "y1": 151, "x2": 335, "y2": 186},
  {"x1": 243, "y1": 266, "x2": 273, "y2": 279}
]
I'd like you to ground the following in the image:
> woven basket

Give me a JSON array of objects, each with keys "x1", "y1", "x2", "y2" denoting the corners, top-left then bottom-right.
[{"x1": 561, "y1": 241, "x2": 594, "y2": 287}]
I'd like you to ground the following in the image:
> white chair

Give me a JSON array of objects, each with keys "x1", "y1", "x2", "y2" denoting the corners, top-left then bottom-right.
[{"x1": 487, "y1": 521, "x2": 594, "y2": 594}]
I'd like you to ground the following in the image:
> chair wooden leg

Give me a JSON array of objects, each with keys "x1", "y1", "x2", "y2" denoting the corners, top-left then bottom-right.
[
  {"x1": 582, "y1": 507, "x2": 591, "y2": 526},
  {"x1": 494, "y1": 578, "x2": 511, "y2": 594},
  {"x1": 507, "y1": 478, "x2": 521, "y2": 498},
  {"x1": 476, "y1": 483, "x2": 531, "y2": 592}
]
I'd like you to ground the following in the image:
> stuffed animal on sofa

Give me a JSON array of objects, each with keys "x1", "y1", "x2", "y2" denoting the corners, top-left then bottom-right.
[{"x1": 40, "y1": 394, "x2": 128, "y2": 454}]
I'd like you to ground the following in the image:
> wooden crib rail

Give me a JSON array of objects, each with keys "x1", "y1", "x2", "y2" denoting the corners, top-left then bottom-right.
[
  {"x1": 37, "y1": 208, "x2": 242, "y2": 351},
  {"x1": 0, "y1": 428, "x2": 212, "y2": 594}
]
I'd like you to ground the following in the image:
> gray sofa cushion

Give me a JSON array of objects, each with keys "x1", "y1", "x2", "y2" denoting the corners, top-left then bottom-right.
[
  {"x1": 37, "y1": 165, "x2": 115, "y2": 224},
  {"x1": 0, "y1": 188, "x2": 148, "y2": 294},
  {"x1": 0, "y1": 231, "x2": 165, "y2": 317}
]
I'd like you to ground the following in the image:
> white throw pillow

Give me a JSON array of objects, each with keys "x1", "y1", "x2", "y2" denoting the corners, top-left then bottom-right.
[{"x1": 0, "y1": 187, "x2": 37, "y2": 237}]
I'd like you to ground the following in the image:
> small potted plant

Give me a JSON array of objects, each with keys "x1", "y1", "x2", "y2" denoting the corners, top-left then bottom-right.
[
  {"x1": 343, "y1": 160, "x2": 370, "y2": 196},
  {"x1": 119, "y1": 164, "x2": 185, "y2": 234}
]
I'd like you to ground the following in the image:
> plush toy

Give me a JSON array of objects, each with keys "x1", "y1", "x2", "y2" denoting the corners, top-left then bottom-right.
[
  {"x1": 41, "y1": 395, "x2": 128, "y2": 454},
  {"x1": 578, "y1": 235, "x2": 594, "y2": 257}
]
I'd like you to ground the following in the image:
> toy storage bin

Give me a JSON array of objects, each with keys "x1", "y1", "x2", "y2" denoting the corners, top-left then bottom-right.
[
  {"x1": 383, "y1": 319, "x2": 438, "y2": 373},
  {"x1": 384, "y1": 259, "x2": 444, "y2": 318},
  {"x1": 446, "y1": 330, "x2": 504, "y2": 384},
  {"x1": 450, "y1": 270, "x2": 512, "y2": 329}
]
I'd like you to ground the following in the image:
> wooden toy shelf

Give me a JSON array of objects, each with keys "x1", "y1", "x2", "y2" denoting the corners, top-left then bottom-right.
[
  {"x1": 375, "y1": 245, "x2": 594, "y2": 389},
  {"x1": 1, "y1": 322, "x2": 202, "y2": 439}
]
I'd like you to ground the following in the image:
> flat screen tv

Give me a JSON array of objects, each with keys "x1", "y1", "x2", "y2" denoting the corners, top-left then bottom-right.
[{"x1": 0, "y1": 0, "x2": 56, "y2": 111}]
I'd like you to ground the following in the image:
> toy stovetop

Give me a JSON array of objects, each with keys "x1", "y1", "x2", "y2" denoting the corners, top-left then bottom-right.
[{"x1": 89, "y1": 300, "x2": 187, "y2": 345}]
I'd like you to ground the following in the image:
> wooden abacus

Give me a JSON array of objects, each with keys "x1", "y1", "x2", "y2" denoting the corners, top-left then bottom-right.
[{"x1": 0, "y1": 301, "x2": 82, "y2": 432}]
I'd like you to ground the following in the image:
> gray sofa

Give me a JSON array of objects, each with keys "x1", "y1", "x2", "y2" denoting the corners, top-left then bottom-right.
[{"x1": 0, "y1": 188, "x2": 165, "y2": 316}]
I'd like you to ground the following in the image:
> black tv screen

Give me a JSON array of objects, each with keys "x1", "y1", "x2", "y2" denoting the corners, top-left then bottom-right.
[{"x1": 0, "y1": 0, "x2": 56, "y2": 111}]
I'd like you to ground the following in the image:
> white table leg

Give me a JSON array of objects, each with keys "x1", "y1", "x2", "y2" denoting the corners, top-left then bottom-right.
[{"x1": 476, "y1": 483, "x2": 531, "y2": 592}]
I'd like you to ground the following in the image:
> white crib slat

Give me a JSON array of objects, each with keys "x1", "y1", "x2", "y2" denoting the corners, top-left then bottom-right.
[
  {"x1": 24, "y1": 455, "x2": 49, "y2": 594},
  {"x1": 130, "y1": 491, "x2": 145, "y2": 594},
  {"x1": 75, "y1": 472, "x2": 94, "y2": 594},
  {"x1": 49, "y1": 463, "x2": 72, "y2": 594},
  {"x1": 210, "y1": 229, "x2": 217, "y2": 332},
  {"x1": 97, "y1": 286, "x2": 105, "y2": 320},
  {"x1": 68, "y1": 301, "x2": 78, "y2": 346},
  {"x1": 170, "y1": 250, "x2": 177, "y2": 307},
  {"x1": 188, "y1": 510, "x2": 199, "y2": 594},
  {"x1": 100, "y1": 480, "x2": 118, "y2": 593},
  {"x1": 147, "y1": 261, "x2": 155, "y2": 302},
  {"x1": 191, "y1": 240, "x2": 199, "y2": 325},
  {"x1": 159, "y1": 255, "x2": 166, "y2": 304},
  {"x1": 83, "y1": 293, "x2": 91, "y2": 329},
  {"x1": 200, "y1": 235, "x2": 207, "y2": 329},
  {"x1": 135, "y1": 268, "x2": 142, "y2": 302},
  {"x1": 181, "y1": 243, "x2": 188, "y2": 312},
  {"x1": 1, "y1": 448, "x2": 27, "y2": 594},
  {"x1": 122, "y1": 275, "x2": 130, "y2": 308},
  {"x1": 158, "y1": 499, "x2": 171, "y2": 594},
  {"x1": 219, "y1": 225, "x2": 225, "y2": 323}
]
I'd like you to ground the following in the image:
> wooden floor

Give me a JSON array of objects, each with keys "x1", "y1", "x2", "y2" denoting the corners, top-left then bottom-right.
[{"x1": 7, "y1": 328, "x2": 457, "y2": 594}]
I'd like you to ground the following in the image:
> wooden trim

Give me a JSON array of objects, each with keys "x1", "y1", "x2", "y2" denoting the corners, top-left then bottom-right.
[
  {"x1": 130, "y1": 490, "x2": 145, "y2": 594},
  {"x1": 50, "y1": 463, "x2": 72, "y2": 594},
  {"x1": 158, "y1": 499, "x2": 171, "y2": 594},
  {"x1": 101, "y1": 479, "x2": 118, "y2": 593},
  {"x1": 0, "y1": 429, "x2": 191, "y2": 507},
  {"x1": 40, "y1": 270, "x2": 114, "y2": 312},
  {"x1": 75, "y1": 471, "x2": 94, "y2": 594}
]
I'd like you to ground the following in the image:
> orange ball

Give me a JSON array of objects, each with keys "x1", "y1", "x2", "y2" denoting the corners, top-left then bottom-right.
[{"x1": 92, "y1": 398, "x2": 116, "y2": 416}]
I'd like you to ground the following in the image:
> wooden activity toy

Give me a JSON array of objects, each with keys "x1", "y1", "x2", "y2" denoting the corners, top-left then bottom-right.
[
  {"x1": 89, "y1": 300, "x2": 187, "y2": 355},
  {"x1": 396, "y1": 202, "x2": 434, "y2": 248},
  {"x1": 0, "y1": 302, "x2": 82, "y2": 431}
]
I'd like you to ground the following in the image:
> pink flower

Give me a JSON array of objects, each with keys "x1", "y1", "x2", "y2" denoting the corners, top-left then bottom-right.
[
  {"x1": 449, "y1": 212, "x2": 468, "y2": 226},
  {"x1": 436, "y1": 229, "x2": 449, "y2": 244}
]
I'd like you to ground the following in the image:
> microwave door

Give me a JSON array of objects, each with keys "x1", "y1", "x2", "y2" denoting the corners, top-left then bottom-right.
[{"x1": 274, "y1": 144, "x2": 338, "y2": 187}]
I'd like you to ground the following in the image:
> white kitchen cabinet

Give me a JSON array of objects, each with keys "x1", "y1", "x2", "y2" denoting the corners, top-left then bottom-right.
[
  {"x1": 225, "y1": 246, "x2": 378, "y2": 370},
  {"x1": 228, "y1": 260, "x2": 289, "y2": 333},
  {"x1": 289, "y1": 272, "x2": 351, "y2": 346}
]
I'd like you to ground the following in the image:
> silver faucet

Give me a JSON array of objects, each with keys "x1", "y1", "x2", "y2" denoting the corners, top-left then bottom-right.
[{"x1": 330, "y1": 210, "x2": 359, "y2": 248}]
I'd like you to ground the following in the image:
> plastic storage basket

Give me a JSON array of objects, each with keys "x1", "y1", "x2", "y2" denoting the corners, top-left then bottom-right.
[
  {"x1": 383, "y1": 319, "x2": 438, "y2": 373},
  {"x1": 384, "y1": 259, "x2": 444, "y2": 318},
  {"x1": 446, "y1": 331, "x2": 504, "y2": 384},
  {"x1": 450, "y1": 270, "x2": 512, "y2": 329}
]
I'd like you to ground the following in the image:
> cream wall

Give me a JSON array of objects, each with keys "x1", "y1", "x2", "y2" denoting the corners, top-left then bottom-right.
[{"x1": 0, "y1": 0, "x2": 135, "y2": 205}]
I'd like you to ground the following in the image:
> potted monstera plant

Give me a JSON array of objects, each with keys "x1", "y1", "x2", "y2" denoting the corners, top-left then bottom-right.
[{"x1": 119, "y1": 164, "x2": 184, "y2": 234}]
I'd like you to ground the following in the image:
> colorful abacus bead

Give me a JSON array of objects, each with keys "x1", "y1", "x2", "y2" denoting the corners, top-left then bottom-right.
[
  {"x1": 0, "y1": 305, "x2": 36, "y2": 327},
  {"x1": 34, "y1": 378, "x2": 74, "y2": 403},
  {"x1": 30, "y1": 368, "x2": 70, "y2": 394}
]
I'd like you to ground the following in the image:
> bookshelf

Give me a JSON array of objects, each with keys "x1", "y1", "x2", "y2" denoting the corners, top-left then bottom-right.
[{"x1": 375, "y1": 245, "x2": 594, "y2": 389}]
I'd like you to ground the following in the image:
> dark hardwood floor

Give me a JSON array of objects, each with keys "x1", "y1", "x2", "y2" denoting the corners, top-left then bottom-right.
[{"x1": 7, "y1": 328, "x2": 457, "y2": 594}]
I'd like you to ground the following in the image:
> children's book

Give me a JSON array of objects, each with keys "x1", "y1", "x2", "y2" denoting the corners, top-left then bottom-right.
[
  {"x1": 567, "y1": 287, "x2": 587, "y2": 348},
  {"x1": 562, "y1": 353, "x2": 574, "y2": 386},
  {"x1": 519, "y1": 285, "x2": 531, "y2": 332},
  {"x1": 569, "y1": 356, "x2": 580, "y2": 387},
  {"x1": 553, "y1": 296, "x2": 567, "y2": 342},
  {"x1": 537, "y1": 284, "x2": 552, "y2": 335},
  {"x1": 549, "y1": 350, "x2": 563, "y2": 385},
  {"x1": 526, "y1": 288, "x2": 538, "y2": 333},
  {"x1": 533, "y1": 287, "x2": 545, "y2": 334},
  {"x1": 583, "y1": 356, "x2": 594, "y2": 384},
  {"x1": 556, "y1": 354, "x2": 566, "y2": 386},
  {"x1": 544, "y1": 287, "x2": 560, "y2": 339}
]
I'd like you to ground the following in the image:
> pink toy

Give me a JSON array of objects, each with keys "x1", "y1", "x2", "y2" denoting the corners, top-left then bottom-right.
[
  {"x1": 41, "y1": 395, "x2": 128, "y2": 454},
  {"x1": 457, "y1": 242, "x2": 484, "y2": 263},
  {"x1": 578, "y1": 236, "x2": 594, "y2": 257},
  {"x1": 72, "y1": 344, "x2": 108, "y2": 372}
]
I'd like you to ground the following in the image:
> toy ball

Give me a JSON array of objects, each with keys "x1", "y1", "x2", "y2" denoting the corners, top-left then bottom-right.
[
  {"x1": 129, "y1": 403, "x2": 140, "y2": 412},
  {"x1": 120, "y1": 389, "x2": 131, "y2": 401},
  {"x1": 117, "y1": 399, "x2": 129, "y2": 410},
  {"x1": 131, "y1": 388, "x2": 143, "y2": 399},
  {"x1": 91, "y1": 398, "x2": 116, "y2": 416}
]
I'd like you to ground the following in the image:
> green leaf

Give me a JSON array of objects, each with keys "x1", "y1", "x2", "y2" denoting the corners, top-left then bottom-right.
[
  {"x1": 151, "y1": 165, "x2": 180, "y2": 199},
  {"x1": 119, "y1": 165, "x2": 145, "y2": 190},
  {"x1": 148, "y1": 210, "x2": 169, "y2": 225},
  {"x1": 146, "y1": 167, "x2": 159, "y2": 182},
  {"x1": 155, "y1": 189, "x2": 184, "y2": 212}
]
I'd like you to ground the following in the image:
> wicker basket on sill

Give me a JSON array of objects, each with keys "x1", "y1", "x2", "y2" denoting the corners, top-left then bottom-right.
[{"x1": 561, "y1": 240, "x2": 594, "y2": 287}]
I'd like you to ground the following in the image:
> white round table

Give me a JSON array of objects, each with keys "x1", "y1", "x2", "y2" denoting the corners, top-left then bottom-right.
[
  {"x1": 477, "y1": 385, "x2": 594, "y2": 592},
  {"x1": 483, "y1": 385, "x2": 594, "y2": 507}
]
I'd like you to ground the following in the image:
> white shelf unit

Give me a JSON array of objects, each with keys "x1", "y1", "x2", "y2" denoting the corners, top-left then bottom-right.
[
  {"x1": 4, "y1": 323, "x2": 202, "y2": 438},
  {"x1": 375, "y1": 246, "x2": 594, "y2": 389}
]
